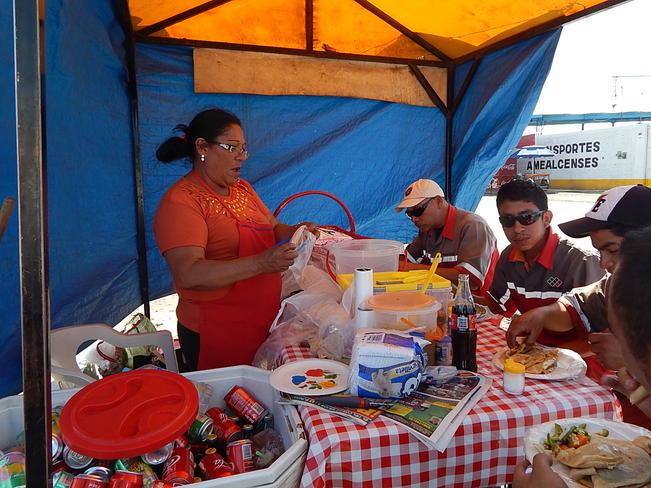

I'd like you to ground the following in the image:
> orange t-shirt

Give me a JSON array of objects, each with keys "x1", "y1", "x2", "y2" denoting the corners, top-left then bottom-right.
[{"x1": 153, "y1": 176, "x2": 274, "y2": 331}]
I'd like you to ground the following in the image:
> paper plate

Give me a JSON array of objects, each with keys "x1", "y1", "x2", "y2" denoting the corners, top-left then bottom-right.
[
  {"x1": 270, "y1": 359, "x2": 350, "y2": 396},
  {"x1": 492, "y1": 345, "x2": 586, "y2": 380},
  {"x1": 524, "y1": 417, "x2": 651, "y2": 488}
]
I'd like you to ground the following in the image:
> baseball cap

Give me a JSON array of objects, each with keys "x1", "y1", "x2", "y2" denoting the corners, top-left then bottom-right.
[
  {"x1": 395, "y1": 179, "x2": 445, "y2": 212},
  {"x1": 558, "y1": 184, "x2": 651, "y2": 238}
]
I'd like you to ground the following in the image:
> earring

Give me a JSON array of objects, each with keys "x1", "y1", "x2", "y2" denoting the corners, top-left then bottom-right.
[{"x1": 200, "y1": 154, "x2": 205, "y2": 162}]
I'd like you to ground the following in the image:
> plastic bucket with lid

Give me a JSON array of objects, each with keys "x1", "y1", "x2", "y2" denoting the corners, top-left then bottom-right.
[
  {"x1": 327, "y1": 239, "x2": 404, "y2": 276},
  {"x1": 366, "y1": 291, "x2": 441, "y2": 335}
]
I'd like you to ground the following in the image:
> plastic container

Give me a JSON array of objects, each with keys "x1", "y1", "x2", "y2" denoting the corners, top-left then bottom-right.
[
  {"x1": 503, "y1": 358, "x2": 526, "y2": 395},
  {"x1": 328, "y1": 239, "x2": 404, "y2": 275},
  {"x1": 336, "y1": 270, "x2": 452, "y2": 330},
  {"x1": 0, "y1": 366, "x2": 307, "y2": 488},
  {"x1": 366, "y1": 291, "x2": 441, "y2": 334}
]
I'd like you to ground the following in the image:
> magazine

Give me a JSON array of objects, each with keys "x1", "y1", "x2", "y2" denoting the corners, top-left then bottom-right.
[
  {"x1": 379, "y1": 371, "x2": 491, "y2": 452},
  {"x1": 279, "y1": 371, "x2": 490, "y2": 451},
  {"x1": 279, "y1": 393, "x2": 384, "y2": 425}
]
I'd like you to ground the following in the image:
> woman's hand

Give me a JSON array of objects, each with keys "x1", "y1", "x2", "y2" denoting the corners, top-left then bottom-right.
[
  {"x1": 297, "y1": 221, "x2": 319, "y2": 237},
  {"x1": 256, "y1": 242, "x2": 298, "y2": 273},
  {"x1": 512, "y1": 453, "x2": 567, "y2": 488}
]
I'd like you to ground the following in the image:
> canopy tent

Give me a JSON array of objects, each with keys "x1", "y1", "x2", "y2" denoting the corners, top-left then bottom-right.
[{"x1": 3, "y1": 0, "x2": 631, "y2": 483}]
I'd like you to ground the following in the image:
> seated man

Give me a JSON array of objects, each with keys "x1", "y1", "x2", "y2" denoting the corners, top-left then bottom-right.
[
  {"x1": 395, "y1": 178, "x2": 498, "y2": 293},
  {"x1": 486, "y1": 177, "x2": 605, "y2": 330},
  {"x1": 514, "y1": 224, "x2": 651, "y2": 488},
  {"x1": 505, "y1": 185, "x2": 651, "y2": 364}
]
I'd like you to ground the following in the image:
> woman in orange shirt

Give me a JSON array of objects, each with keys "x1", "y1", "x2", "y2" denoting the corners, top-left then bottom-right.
[{"x1": 154, "y1": 108, "x2": 316, "y2": 371}]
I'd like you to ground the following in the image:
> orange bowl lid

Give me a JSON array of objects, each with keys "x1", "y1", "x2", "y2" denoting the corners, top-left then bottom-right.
[{"x1": 367, "y1": 291, "x2": 435, "y2": 311}]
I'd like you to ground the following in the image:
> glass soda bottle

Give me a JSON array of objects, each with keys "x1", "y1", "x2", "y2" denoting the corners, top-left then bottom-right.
[{"x1": 450, "y1": 274, "x2": 477, "y2": 372}]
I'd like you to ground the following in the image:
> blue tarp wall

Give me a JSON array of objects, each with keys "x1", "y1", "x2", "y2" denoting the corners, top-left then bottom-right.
[{"x1": 0, "y1": 0, "x2": 559, "y2": 396}]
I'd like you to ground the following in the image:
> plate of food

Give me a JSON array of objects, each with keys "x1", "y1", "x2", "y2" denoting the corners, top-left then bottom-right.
[
  {"x1": 270, "y1": 359, "x2": 350, "y2": 396},
  {"x1": 492, "y1": 342, "x2": 586, "y2": 380},
  {"x1": 524, "y1": 417, "x2": 651, "y2": 488}
]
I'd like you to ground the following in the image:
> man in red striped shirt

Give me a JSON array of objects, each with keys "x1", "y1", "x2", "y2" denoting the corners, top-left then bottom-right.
[{"x1": 486, "y1": 177, "x2": 605, "y2": 334}]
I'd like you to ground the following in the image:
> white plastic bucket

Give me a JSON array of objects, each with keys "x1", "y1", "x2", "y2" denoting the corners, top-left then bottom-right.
[{"x1": 328, "y1": 239, "x2": 404, "y2": 275}]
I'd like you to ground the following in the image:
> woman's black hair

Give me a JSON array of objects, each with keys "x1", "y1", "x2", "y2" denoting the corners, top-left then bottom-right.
[
  {"x1": 496, "y1": 176, "x2": 548, "y2": 211},
  {"x1": 156, "y1": 108, "x2": 242, "y2": 163}
]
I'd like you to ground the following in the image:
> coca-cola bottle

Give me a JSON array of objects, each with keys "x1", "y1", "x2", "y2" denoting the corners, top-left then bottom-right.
[{"x1": 451, "y1": 274, "x2": 477, "y2": 372}]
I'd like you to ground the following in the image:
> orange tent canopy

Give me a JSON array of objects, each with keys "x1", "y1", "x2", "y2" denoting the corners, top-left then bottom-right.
[{"x1": 128, "y1": 0, "x2": 629, "y2": 64}]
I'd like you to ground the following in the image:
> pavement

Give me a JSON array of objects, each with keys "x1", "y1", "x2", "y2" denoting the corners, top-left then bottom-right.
[{"x1": 128, "y1": 190, "x2": 602, "y2": 338}]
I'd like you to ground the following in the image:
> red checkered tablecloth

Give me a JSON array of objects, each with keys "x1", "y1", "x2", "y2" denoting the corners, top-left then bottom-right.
[{"x1": 280, "y1": 323, "x2": 621, "y2": 488}]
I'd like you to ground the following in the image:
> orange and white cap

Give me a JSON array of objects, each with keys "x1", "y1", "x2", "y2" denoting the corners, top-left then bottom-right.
[{"x1": 395, "y1": 179, "x2": 444, "y2": 212}]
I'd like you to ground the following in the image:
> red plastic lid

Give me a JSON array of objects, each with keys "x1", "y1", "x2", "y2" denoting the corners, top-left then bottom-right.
[{"x1": 59, "y1": 369, "x2": 198, "y2": 459}]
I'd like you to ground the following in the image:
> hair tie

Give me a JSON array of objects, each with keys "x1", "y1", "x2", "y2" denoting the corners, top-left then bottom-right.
[{"x1": 179, "y1": 135, "x2": 187, "y2": 141}]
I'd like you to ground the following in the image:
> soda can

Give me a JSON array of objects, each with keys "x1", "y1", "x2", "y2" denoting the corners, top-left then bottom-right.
[
  {"x1": 199, "y1": 452, "x2": 234, "y2": 479},
  {"x1": 108, "y1": 470, "x2": 143, "y2": 488},
  {"x1": 52, "y1": 470, "x2": 75, "y2": 488},
  {"x1": 188, "y1": 442, "x2": 209, "y2": 461},
  {"x1": 115, "y1": 458, "x2": 157, "y2": 487},
  {"x1": 63, "y1": 446, "x2": 94, "y2": 470},
  {"x1": 205, "y1": 433, "x2": 220, "y2": 449},
  {"x1": 187, "y1": 413, "x2": 213, "y2": 442},
  {"x1": 141, "y1": 442, "x2": 173, "y2": 465},
  {"x1": 83, "y1": 466, "x2": 112, "y2": 483},
  {"x1": 51, "y1": 432, "x2": 64, "y2": 462},
  {"x1": 206, "y1": 408, "x2": 242, "y2": 446},
  {"x1": 226, "y1": 439, "x2": 255, "y2": 474},
  {"x1": 70, "y1": 474, "x2": 108, "y2": 488},
  {"x1": 228, "y1": 415, "x2": 241, "y2": 426},
  {"x1": 241, "y1": 424, "x2": 254, "y2": 439},
  {"x1": 52, "y1": 406, "x2": 63, "y2": 435},
  {"x1": 0, "y1": 449, "x2": 26, "y2": 487},
  {"x1": 262, "y1": 413, "x2": 274, "y2": 431},
  {"x1": 150, "y1": 481, "x2": 175, "y2": 488},
  {"x1": 224, "y1": 386, "x2": 269, "y2": 425},
  {"x1": 162, "y1": 447, "x2": 194, "y2": 485},
  {"x1": 173, "y1": 434, "x2": 189, "y2": 449}
]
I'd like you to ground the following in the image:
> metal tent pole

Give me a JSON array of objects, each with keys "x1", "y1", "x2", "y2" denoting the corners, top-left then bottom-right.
[{"x1": 14, "y1": 0, "x2": 52, "y2": 485}]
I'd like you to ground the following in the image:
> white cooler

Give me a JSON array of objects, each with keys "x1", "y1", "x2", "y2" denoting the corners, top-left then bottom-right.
[{"x1": 0, "y1": 366, "x2": 308, "y2": 488}]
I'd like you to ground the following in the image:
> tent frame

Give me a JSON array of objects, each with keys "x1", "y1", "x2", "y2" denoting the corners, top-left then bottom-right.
[{"x1": 15, "y1": 0, "x2": 632, "y2": 484}]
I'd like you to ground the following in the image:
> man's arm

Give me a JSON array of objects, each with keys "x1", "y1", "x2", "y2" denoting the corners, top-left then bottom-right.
[{"x1": 506, "y1": 301, "x2": 573, "y2": 348}]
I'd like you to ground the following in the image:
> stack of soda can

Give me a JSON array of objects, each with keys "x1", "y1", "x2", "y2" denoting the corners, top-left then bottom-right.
[{"x1": 1, "y1": 385, "x2": 280, "y2": 487}]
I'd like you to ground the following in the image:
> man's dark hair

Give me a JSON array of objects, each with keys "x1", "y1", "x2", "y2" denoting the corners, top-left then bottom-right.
[
  {"x1": 496, "y1": 176, "x2": 548, "y2": 211},
  {"x1": 610, "y1": 225, "x2": 651, "y2": 366}
]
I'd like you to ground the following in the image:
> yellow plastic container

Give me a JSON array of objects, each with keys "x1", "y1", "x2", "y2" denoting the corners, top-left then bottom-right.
[{"x1": 337, "y1": 270, "x2": 452, "y2": 329}]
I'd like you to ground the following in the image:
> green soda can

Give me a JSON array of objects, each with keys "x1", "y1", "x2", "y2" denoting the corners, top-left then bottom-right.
[
  {"x1": 0, "y1": 449, "x2": 26, "y2": 488},
  {"x1": 51, "y1": 470, "x2": 75, "y2": 488},
  {"x1": 187, "y1": 413, "x2": 214, "y2": 442}
]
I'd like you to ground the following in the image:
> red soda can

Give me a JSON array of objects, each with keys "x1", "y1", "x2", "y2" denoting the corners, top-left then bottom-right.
[
  {"x1": 108, "y1": 470, "x2": 143, "y2": 488},
  {"x1": 162, "y1": 447, "x2": 194, "y2": 485},
  {"x1": 224, "y1": 386, "x2": 269, "y2": 424},
  {"x1": 70, "y1": 474, "x2": 108, "y2": 488},
  {"x1": 199, "y1": 451, "x2": 234, "y2": 479},
  {"x1": 174, "y1": 434, "x2": 189, "y2": 449},
  {"x1": 150, "y1": 482, "x2": 175, "y2": 488},
  {"x1": 226, "y1": 439, "x2": 255, "y2": 474},
  {"x1": 206, "y1": 407, "x2": 242, "y2": 445}
]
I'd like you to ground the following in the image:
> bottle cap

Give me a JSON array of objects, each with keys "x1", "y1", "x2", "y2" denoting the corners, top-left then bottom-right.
[{"x1": 504, "y1": 357, "x2": 525, "y2": 374}]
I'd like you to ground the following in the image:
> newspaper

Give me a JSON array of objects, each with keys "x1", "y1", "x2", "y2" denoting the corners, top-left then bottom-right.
[
  {"x1": 379, "y1": 371, "x2": 491, "y2": 452},
  {"x1": 279, "y1": 393, "x2": 384, "y2": 425}
]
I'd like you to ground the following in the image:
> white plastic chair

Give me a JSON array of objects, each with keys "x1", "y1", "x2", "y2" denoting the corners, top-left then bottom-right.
[{"x1": 50, "y1": 323, "x2": 179, "y2": 388}]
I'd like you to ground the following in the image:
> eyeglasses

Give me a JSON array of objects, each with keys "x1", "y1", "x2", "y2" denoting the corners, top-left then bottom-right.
[
  {"x1": 498, "y1": 210, "x2": 546, "y2": 227},
  {"x1": 406, "y1": 198, "x2": 433, "y2": 218},
  {"x1": 212, "y1": 141, "x2": 249, "y2": 156}
]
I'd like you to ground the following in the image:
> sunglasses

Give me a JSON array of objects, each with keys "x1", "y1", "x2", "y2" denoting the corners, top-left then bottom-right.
[
  {"x1": 406, "y1": 198, "x2": 433, "y2": 218},
  {"x1": 498, "y1": 210, "x2": 546, "y2": 227}
]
